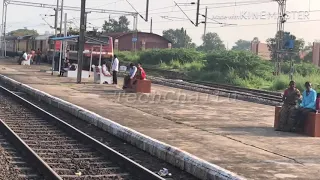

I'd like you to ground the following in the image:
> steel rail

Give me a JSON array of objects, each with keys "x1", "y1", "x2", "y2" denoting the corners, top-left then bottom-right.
[
  {"x1": 0, "y1": 119, "x2": 62, "y2": 180},
  {"x1": 153, "y1": 77, "x2": 282, "y2": 102},
  {"x1": 0, "y1": 85, "x2": 166, "y2": 180}
]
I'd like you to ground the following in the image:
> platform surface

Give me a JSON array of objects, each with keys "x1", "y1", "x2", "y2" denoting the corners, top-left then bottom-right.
[{"x1": 0, "y1": 59, "x2": 320, "y2": 180}]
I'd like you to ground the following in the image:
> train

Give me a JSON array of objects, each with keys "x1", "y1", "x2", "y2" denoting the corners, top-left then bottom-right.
[{"x1": 1, "y1": 33, "x2": 114, "y2": 70}]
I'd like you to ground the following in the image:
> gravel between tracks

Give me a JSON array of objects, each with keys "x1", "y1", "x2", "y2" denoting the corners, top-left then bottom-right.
[
  {"x1": 0, "y1": 133, "x2": 42, "y2": 180},
  {"x1": 149, "y1": 77, "x2": 282, "y2": 106},
  {"x1": 1, "y1": 83, "x2": 199, "y2": 180},
  {"x1": 0, "y1": 143, "x2": 20, "y2": 180}
]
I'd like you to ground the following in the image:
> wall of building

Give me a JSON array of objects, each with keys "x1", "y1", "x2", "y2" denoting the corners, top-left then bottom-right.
[
  {"x1": 250, "y1": 42, "x2": 271, "y2": 60},
  {"x1": 313, "y1": 42, "x2": 320, "y2": 67},
  {"x1": 116, "y1": 33, "x2": 170, "y2": 51}
]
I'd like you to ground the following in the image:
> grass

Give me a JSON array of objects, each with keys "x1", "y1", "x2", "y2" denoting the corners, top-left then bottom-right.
[{"x1": 117, "y1": 50, "x2": 320, "y2": 93}]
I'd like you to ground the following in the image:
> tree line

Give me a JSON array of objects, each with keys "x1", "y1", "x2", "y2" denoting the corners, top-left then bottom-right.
[{"x1": 8, "y1": 15, "x2": 313, "y2": 62}]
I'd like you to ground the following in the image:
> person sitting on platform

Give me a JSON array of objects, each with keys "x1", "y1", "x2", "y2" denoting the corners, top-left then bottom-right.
[
  {"x1": 123, "y1": 63, "x2": 137, "y2": 89},
  {"x1": 293, "y1": 81, "x2": 317, "y2": 132},
  {"x1": 136, "y1": 63, "x2": 146, "y2": 80},
  {"x1": 59, "y1": 59, "x2": 70, "y2": 77},
  {"x1": 276, "y1": 81, "x2": 301, "y2": 132}
]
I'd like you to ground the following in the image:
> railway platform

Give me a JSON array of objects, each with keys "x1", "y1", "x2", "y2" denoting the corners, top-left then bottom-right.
[{"x1": 0, "y1": 58, "x2": 319, "y2": 180}]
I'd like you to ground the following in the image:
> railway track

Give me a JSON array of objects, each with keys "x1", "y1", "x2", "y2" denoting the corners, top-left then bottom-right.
[
  {"x1": 0, "y1": 133, "x2": 43, "y2": 180},
  {"x1": 150, "y1": 77, "x2": 283, "y2": 103},
  {"x1": 139, "y1": 65, "x2": 283, "y2": 103},
  {"x1": 0, "y1": 85, "x2": 166, "y2": 180}
]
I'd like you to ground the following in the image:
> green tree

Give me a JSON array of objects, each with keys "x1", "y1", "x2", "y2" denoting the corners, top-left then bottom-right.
[
  {"x1": 252, "y1": 37, "x2": 260, "y2": 43},
  {"x1": 103, "y1": 16, "x2": 130, "y2": 33},
  {"x1": 68, "y1": 27, "x2": 79, "y2": 35},
  {"x1": 197, "y1": 32, "x2": 225, "y2": 52},
  {"x1": 8, "y1": 29, "x2": 38, "y2": 36},
  {"x1": 162, "y1": 28, "x2": 194, "y2": 48},
  {"x1": 303, "y1": 51, "x2": 313, "y2": 63},
  {"x1": 266, "y1": 31, "x2": 305, "y2": 61},
  {"x1": 232, "y1": 39, "x2": 251, "y2": 51}
]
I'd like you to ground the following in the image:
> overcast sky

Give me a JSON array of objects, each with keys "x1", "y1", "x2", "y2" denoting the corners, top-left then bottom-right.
[{"x1": 3, "y1": 0, "x2": 320, "y2": 47}]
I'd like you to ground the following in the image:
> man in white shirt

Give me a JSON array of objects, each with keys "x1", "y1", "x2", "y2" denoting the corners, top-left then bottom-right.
[{"x1": 112, "y1": 55, "x2": 119, "y2": 85}]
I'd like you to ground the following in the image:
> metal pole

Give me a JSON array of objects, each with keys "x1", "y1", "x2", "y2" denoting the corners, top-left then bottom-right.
[
  {"x1": 150, "y1": 17, "x2": 152, "y2": 33},
  {"x1": 0, "y1": 0, "x2": 5, "y2": 55},
  {"x1": 204, "y1": 6, "x2": 207, "y2": 36},
  {"x1": 145, "y1": 0, "x2": 149, "y2": 21},
  {"x1": 89, "y1": 46, "x2": 93, "y2": 77},
  {"x1": 52, "y1": 0, "x2": 59, "y2": 76},
  {"x1": 195, "y1": 0, "x2": 200, "y2": 26},
  {"x1": 63, "y1": 13, "x2": 67, "y2": 60},
  {"x1": 77, "y1": 0, "x2": 86, "y2": 83},
  {"x1": 58, "y1": 0, "x2": 64, "y2": 75},
  {"x1": 135, "y1": 14, "x2": 138, "y2": 52},
  {"x1": 99, "y1": 44, "x2": 102, "y2": 66},
  {"x1": 3, "y1": 2, "x2": 7, "y2": 57}
]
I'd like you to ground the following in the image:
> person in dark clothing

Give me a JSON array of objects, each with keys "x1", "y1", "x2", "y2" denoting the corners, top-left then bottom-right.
[
  {"x1": 292, "y1": 82, "x2": 317, "y2": 132},
  {"x1": 123, "y1": 63, "x2": 137, "y2": 89},
  {"x1": 59, "y1": 59, "x2": 70, "y2": 77},
  {"x1": 36, "y1": 48, "x2": 42, "y2": 65}
]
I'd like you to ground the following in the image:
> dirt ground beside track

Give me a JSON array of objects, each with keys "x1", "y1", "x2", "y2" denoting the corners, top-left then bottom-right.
[{"x1": 0, "y1": 58, "x2": 319, "y2": 180}]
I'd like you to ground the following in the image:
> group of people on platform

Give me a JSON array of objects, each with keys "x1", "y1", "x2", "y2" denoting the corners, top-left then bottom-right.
[
  {"x1": 93, "y1": 54, "x2": 147, "y2": 89},
  {"x1": 19, "y1": 49, "x2": 42, "y2": 65},
  {"x1": 277, "y1": 81, "x2": 318, "y2": 132}
]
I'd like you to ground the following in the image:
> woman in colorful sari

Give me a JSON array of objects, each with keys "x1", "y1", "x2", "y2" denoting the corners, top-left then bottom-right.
[{"x1": 276, "y1": 81, "x2": 301, "y2": 132}]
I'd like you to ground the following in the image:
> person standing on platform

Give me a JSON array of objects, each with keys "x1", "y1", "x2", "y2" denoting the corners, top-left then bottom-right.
[
  {"x1": 293, "y1": 82, "x2": 317, "y2": 132},
  {"x1": 36, "y1": 48, "x2": 42, "y2": 65},
  {"x1": 112, "y1": 55, "x2": 119, "y2": 85}
]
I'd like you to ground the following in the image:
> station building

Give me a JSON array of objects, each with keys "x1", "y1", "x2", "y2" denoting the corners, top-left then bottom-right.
[
  {"x1": 103, "y1": 32, "x2": 172, "y2": 51},
  {"x1": 250, "y1": 42, "x2": 271, "y2": 60}
]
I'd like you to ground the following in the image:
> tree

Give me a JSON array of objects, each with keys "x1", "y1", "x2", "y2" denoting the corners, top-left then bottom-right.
[
  {"x1": 303, "y1": 51, "x2": 313, "y2": 63},
  {"x1": 232, "y1": 39, "x2": 251, "y2": 51},
  {"x1": 266, "y1": 31, "x2": 305, "y2": 61},
  {"x1": 197, "y1": 32, "x2": 225, "y2": 52},
  {"x1": 8, "y1": 29, "x2": 38, "y2": 36},
  {"x1": 252, "y1": 37, "x2": 260, "y2": 43},
  {"x1": 162, "y1": 28, "x2": 194, "y2": 48},
  {"x1": 103, "y1": 16, "x2": 130, "y2": 33},
  {"x1": 68, "y1": 27, "x2": 79, "y2": 35}
]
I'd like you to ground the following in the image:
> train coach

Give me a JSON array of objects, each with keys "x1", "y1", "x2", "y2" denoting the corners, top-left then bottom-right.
[{"x1": 2, "y1": 34, "x2": 114, "y2": 69}]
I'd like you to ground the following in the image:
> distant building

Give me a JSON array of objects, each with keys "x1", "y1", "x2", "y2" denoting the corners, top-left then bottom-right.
[
  {"x1": 103, "y1": 32, "x2": 171, "y2": 51},
  {"x1": 250, "y1": 42, "x2": 271, "y2": 60},
  {"x1": 312, "y1": 42, "x2": 320, "y2": 66}
]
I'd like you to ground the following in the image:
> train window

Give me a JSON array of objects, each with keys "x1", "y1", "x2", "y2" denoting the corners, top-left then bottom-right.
[{"x1": 99, "y1": 37, "x2": 110, "y2": 44}]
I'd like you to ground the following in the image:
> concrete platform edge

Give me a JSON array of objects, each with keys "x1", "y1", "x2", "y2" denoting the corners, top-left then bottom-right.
[{"x1": 0, "y1": 74, "x2": 246, "y2": 180}]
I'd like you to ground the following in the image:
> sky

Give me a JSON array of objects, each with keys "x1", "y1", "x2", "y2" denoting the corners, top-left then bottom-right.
[{"x1": 2, "y1": 0, "x2": 320, "y2": 48}]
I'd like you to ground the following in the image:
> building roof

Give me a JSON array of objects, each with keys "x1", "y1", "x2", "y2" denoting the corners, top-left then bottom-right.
[
  {"x1": 103, "y1": 32, "x2": 171, "y2": 43},
  {"x1": 35, "y1": 34, "x2": 52, "y2": 40}
]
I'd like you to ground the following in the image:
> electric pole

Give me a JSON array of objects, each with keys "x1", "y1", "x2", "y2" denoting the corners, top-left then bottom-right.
[
  {"x1": 3, "y1": 1, "x2": 7, "y2": 57},
  {"x1": 203, "y1": 6, "x2": 207, "y2": 36},
  {"x1": 77, "y1": 0, "x2": 86, "y2": 83},
  {"x1": 275, "y1": 0, "x2": 287, "y2": 75},
  {"x1": 52, "y1": 0, "x2": 59, "y2": 75},
  {"x1": 58, "y1": 0, "x2": 64, "y2": 75},
  {"x1": 150, "y1": 17, "x2": 152, "y2": 33},
  {"x1": 63, "y1": 13, "x2": 67, "y2": 62},
  {"x1": 195, "y1": 0, "x2": 200, "y2": 26}
]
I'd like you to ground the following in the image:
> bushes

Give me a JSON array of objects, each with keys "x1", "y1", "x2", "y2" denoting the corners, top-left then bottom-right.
[
  {"x1": 138, "y1": 48, "x2": 205, "y2": 65},
  {"x1": 117, "y1": 49, "x2": 320, "y2": 92}
]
